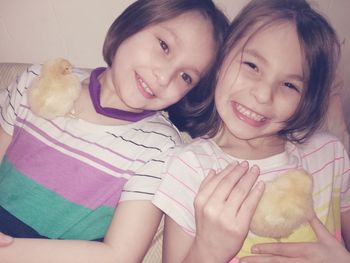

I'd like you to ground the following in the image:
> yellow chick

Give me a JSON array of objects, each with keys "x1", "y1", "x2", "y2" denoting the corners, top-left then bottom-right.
[
  {"x1": 28, "y1": 58, "x2": 82, "y2": 120},
  {"x1": 250, "y1": 169, "x2": 314, "y2": 239}
]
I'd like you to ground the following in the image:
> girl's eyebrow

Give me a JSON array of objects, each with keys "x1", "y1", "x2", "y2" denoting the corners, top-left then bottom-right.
[
  {"x1": 159, "y1": 25, "x2": 179, "y2": 44},
  {"x1": 286, "y1": 73, "x2": 304, "y2": 82},
  {"x1": 243, "y1": 49, "x2": 267, "y2": 64}
]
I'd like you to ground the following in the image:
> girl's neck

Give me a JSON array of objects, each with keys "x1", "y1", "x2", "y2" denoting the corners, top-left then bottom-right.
[
  {"x1": 95, "y1": 68, "x2": 155, "y2": 121},
  {"x1": 213, "y1": 129, "x2": 286, "y2": 160},
  {"x1": 98, "y1": 68, "x2": 126, "y2": 110},
  {"x1": 72, "y1": 68, "x2": 155, "y2": 126}
]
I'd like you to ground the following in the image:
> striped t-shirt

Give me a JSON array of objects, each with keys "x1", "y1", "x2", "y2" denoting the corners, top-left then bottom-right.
[
  {"x1": 152, "y1": 135, "x2": 350, "y2": 261},
  {"x1": 0, "y1": 64, "x2": 182, "y2": 240}
]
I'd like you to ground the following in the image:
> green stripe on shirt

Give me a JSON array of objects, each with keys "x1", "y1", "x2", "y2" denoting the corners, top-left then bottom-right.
[{"x1": 0, "y1": 159, "x2": 114, "y2": 240}]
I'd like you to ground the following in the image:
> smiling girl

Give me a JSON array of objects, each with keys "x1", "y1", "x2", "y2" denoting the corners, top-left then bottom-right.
[
  {"x1": 0, "y1": 0, "x2": 228, "y2": 262},
  {"x1": 145, "y1": 0, "x2": 350, "y2": 262}
]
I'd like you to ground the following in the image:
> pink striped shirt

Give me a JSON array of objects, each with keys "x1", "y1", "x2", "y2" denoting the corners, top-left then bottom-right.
[{"x1": 153, "y1": 135, "x2": 350, "y2": 259}]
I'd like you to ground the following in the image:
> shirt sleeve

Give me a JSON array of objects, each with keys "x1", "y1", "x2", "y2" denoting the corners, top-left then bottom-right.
[
  {"x1": 119, "y1": 150, "x2": 172, "y2": 202},
  {"x1": 340, "y1": 144, "x2": 350, "y2": 212},
  {"x1": 120, "y1": 115, "x2": 184, "y2": 202},
  {"x1": 152, "y1": 149, "x2": 205, "y2": 236},
  {"x1": 0, "y1": 65, "x2": 39, "y2": 135}
]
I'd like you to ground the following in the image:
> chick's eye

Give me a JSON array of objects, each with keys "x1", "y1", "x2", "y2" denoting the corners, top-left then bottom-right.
[
  {"x1": 243, "y1": 61, "x2": 259, "y2": 72},
  {"x1": 159, "y1": 39, "x2": 169, "y2": 54},
  {"x1": 180, "y1": 72, "x2": 192, "y2": 85}
]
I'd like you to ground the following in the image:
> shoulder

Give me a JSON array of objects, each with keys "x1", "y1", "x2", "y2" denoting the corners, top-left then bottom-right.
[
  {"x1": 27, "y1": 64, "x2": 90, "y2": 83},
  {"x1": 1, "y1": 64, "x2": 42, "y2": 103},
  {"x1": 171, "y1": 138, "x2": 217, "y2": 156},
  {"x1": 72, "y1": 67, "x2": 91, "y2": 81},
  {"x1": 302, "y1": 131, "x2": 345, "y2": 152},
  {"x1": 165, "y1": 138, "x2": 226, "y2": 171},
  {"x1": 17, "y1": 64, "x2": 42, "y2": 88},
  {"x1": 292, "y1": 131, "x2": 348, "y2": 161},
  {"x1": 138, "y1": 112, "x2": 184, "y2": 144}
]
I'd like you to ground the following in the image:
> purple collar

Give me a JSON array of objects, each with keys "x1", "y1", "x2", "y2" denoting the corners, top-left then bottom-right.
[{"x1": 89, "y1": 67, "x2": 156, "y2": 122}]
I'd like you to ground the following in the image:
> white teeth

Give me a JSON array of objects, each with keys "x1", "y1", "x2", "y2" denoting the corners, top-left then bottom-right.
[
  {"x1": 236, "y1": 104, "x2": 266, "y2": 122},
  {"x1": 137, "y1": 75, "x2": 154, "y2": 96}
]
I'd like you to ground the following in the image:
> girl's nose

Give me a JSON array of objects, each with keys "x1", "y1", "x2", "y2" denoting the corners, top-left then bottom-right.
[
  {"x1": 250, "y1": 82, "x2": 273, "y2": 104},
  {"x1": 153, "y1": 67, "x2": 173, "y2": 87}
]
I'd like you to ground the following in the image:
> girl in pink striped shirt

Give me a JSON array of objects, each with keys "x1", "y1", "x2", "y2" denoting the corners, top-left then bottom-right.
[{"x1": 151, "y1": 0, "x2": 350, "y2": 262}]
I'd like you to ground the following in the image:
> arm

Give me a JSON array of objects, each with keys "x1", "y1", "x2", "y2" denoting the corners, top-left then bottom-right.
[
  {"x1": 0, "y1": 127, "x2": 14, "y2": 246},
  {"x1": 0, "y1": 232, "x2": 13, "y2": 246},
  {"x1": 0, "y1": 126, "x2": 12, "y2": 162},
  {"x1": 239, "y1": 215, "x2": 350, "y2": 263},
  {"x1": 163, "y1": 216, "x2": 195, "y2": 263},
  {"x1": 0, "y1": 200, "x2": 162, "y2": 263},
  {"x1": 162, "y1": 162, "x2": 264, "y2": 263},
  {"x1": 341, "y1": 209, "x2": 350, "y2": 252}
]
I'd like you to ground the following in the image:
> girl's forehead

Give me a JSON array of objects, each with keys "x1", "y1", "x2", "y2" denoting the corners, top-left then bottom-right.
[
  {"x1": 153, "y1": 11, "x2": 209, "y2": 28},
  {"x1": 228, "y1": 21, "x2": 299, "y2": 57},
  {"x1": 222, "y1": 21, "x2": 305, "y2": 79}
]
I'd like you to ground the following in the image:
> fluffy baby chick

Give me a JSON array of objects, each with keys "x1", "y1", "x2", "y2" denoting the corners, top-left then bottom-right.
[
  {"x1": 28, "y1": 58, "x2": 82, "y2": 120},
  {"x1": 250, "y1": 169, "x2": 314, "y2": 239}
]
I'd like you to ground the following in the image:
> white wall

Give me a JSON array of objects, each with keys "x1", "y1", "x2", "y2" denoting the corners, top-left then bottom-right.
[{"x1": 0, "y1": 0, "x2": 349, "y2": 126}]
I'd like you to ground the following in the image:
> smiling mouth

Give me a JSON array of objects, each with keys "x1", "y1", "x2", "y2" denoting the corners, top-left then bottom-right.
[
  {"x1": 136, "y1": 73, "x2": 154, "y2": 97},
  {"x1": 235, "y1": 102, "x2": 267, "y2": 122}
]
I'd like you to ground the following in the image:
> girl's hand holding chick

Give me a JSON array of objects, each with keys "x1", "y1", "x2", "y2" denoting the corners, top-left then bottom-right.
[
  {"x1": 240, "y1": 216, "x2": 350, "y2": 263},
  {"x1": 186, "y1": 162, "x2": 265, "y2": 263}
]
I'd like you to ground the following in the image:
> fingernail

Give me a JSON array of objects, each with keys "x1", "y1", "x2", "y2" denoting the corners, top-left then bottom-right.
[
  {"x1": 256, "y1": 181, "x2": 265, "y2": 190},
  {"x1": 0, "y1": 233, "x2": 13, "y2": 243},
  {"x1": 240, "y1": 161, "x2": 249, "y2": 167},
  {"x1": 250, "y1": 165, "x2": 260, "y2": 174},
  {"x1": 251, "y1": 245, "x2": 260, "y2": 253},
  {"x1": 228, "y1": 161, "x2": 238, "y2": 169}
]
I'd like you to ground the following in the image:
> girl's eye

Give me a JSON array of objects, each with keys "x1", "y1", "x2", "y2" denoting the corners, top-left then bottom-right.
[
  {"x1": 243, "y1": 61, "x2": 259, "y2": 72},
  {"x1": 283, "y1": 82, "x2": 300, "y2": 92},
  {"x1": 180, "y1": 72, "x2": 192, "y2": 85},
  {"x1": 159, "y1": 39, "x2": 169, "y2": 54}
]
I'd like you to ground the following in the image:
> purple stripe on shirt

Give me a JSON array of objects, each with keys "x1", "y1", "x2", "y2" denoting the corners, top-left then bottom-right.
[
  {"x1": 16, "y1": 116, "x2": 137, "y2": 175},
  {"x1": 7, "y1": 127, "x2": 127, "y2": 209},
  {"x1": 20, "y1": 105, "x2": 147, "y2": 165}
]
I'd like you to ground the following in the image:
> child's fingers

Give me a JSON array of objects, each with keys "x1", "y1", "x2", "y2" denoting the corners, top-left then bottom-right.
[
  {"x1": 196, "y1": 162, "x2": 239, "y2": 203},
  {"x1": 197, "y1": 169, "x2": 217, "y2": 192},
  {"x1": 237, "y1": 180, "x2": 264, "y2": 221},
  {"x1": 208, "y1": 161, "x2": 250, "y2": 204},
  {"x1": 0, "y1": 232, "x2": 13, "y2": 246},
  {"x1": 309, "y1": 216, "x2": 336, "y2": 243},
  {"x1": 198, "y1": 161, "x2": 238, "y2": 193},
  {"x1": 226, "y1": 165, "x2": 260, "y2": 211},
  {"x1": 249, "y1": 242, "x2": 305, "y2": 257}
]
